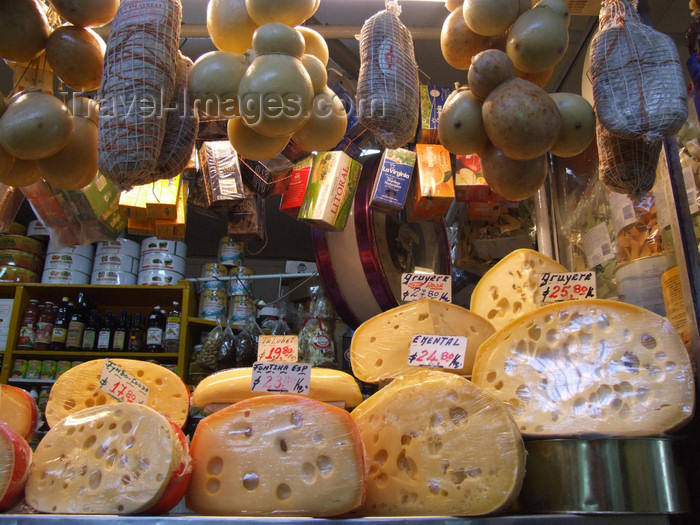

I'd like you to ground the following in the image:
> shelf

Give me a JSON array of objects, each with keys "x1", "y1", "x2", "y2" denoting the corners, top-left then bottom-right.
[
  {"x1": 188, "y1": 317, "x2": 220, "y2": 328},
  {"x1": 10, "y1": 351, "x2": 180, "y2": 359},
  {"x1": 7, "y1": 377, "x2": 55, "y2": 385}
]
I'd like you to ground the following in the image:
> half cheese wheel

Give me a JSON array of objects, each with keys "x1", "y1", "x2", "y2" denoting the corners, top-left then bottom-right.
[
  {"x1": 45, "y1": 359, "x2": 190, "y2": 428},
  {"x1": 351, "y1": 370, "x2": 525, "y2": 516},
  {"x1": 350, "y1": 299, "x2": 495, "y2": 383},
  {"x1": 186, "y1": 395, "x2": 366, "y2": 517},
  {"x1": 0, "y1": 422, "x2": 32, "y2": 512},
  {"x1": 470, "y1": 248, "x2": 567, "y2": 331},
  {"x1": 472, "y1": 299, "x2": 695, "y2": 437},
  {"x1": 191, "y1": 367, "x2": 364, "y2": 411},
  {"x1": 25, "y1": 404, "x2": 181, "y2": 514}
]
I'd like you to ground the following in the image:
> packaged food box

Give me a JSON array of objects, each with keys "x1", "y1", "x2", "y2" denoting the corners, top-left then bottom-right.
[
  {"x1": 454, "y1": 154, "x2": 492, "y2": 202},
  {"x1": 128, "y1": 216, "x2": 157, "y2": 236},
  {"x1": 52, "y1": 173, "x2": 121, "y2": 223},
  {"x1": 155, "y1": 180, "x2": 188, "y2": 241},
  {"x1": 147, "y1": 175, "x2": 181, "y2": 219},
  {"x1": 119, "y1": 184, "x2": 149, "y2": 219},
  {"x1": 370, "y1": 148, "x2": 417, "y2": 214},
  {"x1": 418, "y1": 85, "x2": 452, "y2": 144},
  {"x1": 239, "y1": 155, "x2": 293, "y2": 197},
  {"x1": 279, "y1": 155, "x2": 314, "y2": 217},
  {"x1": 406, "y1": 144, "x2": 455, "y2": 222},
  {"x1": 199, "y1": 141, "x2": 246, "y2": 206}
]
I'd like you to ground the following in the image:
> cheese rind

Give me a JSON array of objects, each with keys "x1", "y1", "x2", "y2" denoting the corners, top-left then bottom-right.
[
  {"x1": 0, "y1": 384, "x2": 39, "y2": 442},
  {"x1": 472, "y1": 299, "x2": 695, "y2": 437},
  {"x1": 351, "y1": 370, "x2": 525, "y2": 516},
  {"x1": 0, "y1": 422, "x2": 32, "y2": 511},
  {"x1": 351, "y1": 299, "x2": 495, "y2": 383},
  {"x1": 186, "y1": 395, "x2": 366, "y2": 517},
  {"x1": 470, "y1": 248, "x2": 567, "y2": 331}
]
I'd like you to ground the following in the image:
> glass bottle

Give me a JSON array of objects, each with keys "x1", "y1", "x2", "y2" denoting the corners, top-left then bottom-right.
[
  {"x1": 112, "y1": 310, "x2": 130, "y2": 352},
  {"x1": 34, "y1": 302, "x2": 56, "y2": 352},
  {"x1": 97, "y1": 310, "x2": 115, "y2": 351},
  {"x1": 17, "y1": 299, "x2": 40, "y2": 349},
  {"x1": 65, "y1": 293, "x2": 87, "y2": 351},
  {"x1": 128, "y1": 311, "x2": 146, "y2": 352},
  {"x1": 164, "y1": 301, "x2": 181, "y2": 353},
  {"x1": 146, "y1": 306, "x2": 165, "y2": 353},
  {"x1": 49, "y1": 297, "x2": 71, "y2": 351},
  {"x1": 81, "y1": 309, "x2": 99, "y2": 352}
]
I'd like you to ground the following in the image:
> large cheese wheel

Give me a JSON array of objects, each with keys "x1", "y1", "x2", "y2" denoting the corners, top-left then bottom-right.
[
  {"x1": 0, "y1": 422, "x2": 32, "y2": 512},
  {"x1": 186, "y1": 395, "x2": 366, "y2": 517},
  {"x1": 45, "y1": 359, "x2": 190, "y2": 428},
  {"x1": 472, "y1": 299, "x2": 695, "y2": 437},
  {"x1": 25, "y1": 404, "x2": 181, "y2": 514},
  {"x1": 191, "y1": 367, "x2": 364, "y2": 411},
  {"x1": 0, "y1": 384, "x2": 39, "y2": 442},
  {"x1": 351, "y1": 299, "x2": 495, "y2": 383},
  {"x1": 470, "y1": 248, "x2": 567, "y2": 331},
  {"x1": 351, "y1": 370, "x2": 525, "y2": 516}
]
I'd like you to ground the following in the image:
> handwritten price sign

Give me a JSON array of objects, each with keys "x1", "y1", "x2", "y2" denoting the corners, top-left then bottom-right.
[
  {"x1": 538, "y1": 272, "x2": 597, "y2": 304},
  {"x1": 258, "y1": 335, "x2": 298, "y2": 363},
  {"x1": 408, "y1": 335, "x2": 467, "y2": 369},
  {"x1": 251, "y1": 362, "x2": 311, "y2": 394},
  {"x1": 401, "y1": 273, "x2": 451, "y2": 303},
  {"x1": 98, "y1": 359, "x2": 149, "y2": 405}
]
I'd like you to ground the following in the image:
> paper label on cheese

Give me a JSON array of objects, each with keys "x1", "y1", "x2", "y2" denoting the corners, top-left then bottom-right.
[
  {"x1": 408, "y1": 334, "x2": 466, "y2": 369},
  {"x1": 251, "y1": 362, "x2": 310, "y2": 394},
  {"x1": 538, "y1": 272, "x2": 597, "y2": 303},
  {"x1": 581, "y1": 223, "x2": 615, "y2": 268},
  {"x1": 401, "y1": 273, "x2": 451, "y2": 303},
  {"x1": 99, "y1": 359, "x2": 149, "y2": 405},
  {"x1": 257, "y1": 335, "x2": 298, "y2": 363}
]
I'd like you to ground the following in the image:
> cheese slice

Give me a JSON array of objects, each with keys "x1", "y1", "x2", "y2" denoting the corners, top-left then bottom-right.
[
  {"x1": 186, "y1": 395, "x2": 366, "y2": 517},
  {"x1": 25, "y1": 404, "x2": 179, "y2": 514},
  {"x1": 191, "y1": 367, "x2": 364, "y2": 411},
  {"x1": 351, "y1": 299, "x2": 495, "y2": 383},
  {"x1": 472, "y1": 299, "x2": 695, "y2": 437},
  {"x1": 351, "y1": 370, "x2": 525, "y2": 516},
  {"x1": 470, "y1": 248, "x2": 567, "y2": 331},
  {"x1": 45, "y1": 359, "x2": 190, "y2": 428}
]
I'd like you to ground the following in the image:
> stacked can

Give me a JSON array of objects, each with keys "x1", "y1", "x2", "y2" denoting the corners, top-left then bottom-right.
[
  {"x1": 0, "y1": 233, "x2": 44, "y2": 283},
  {"x1": 218, "y1": 237, "x2": 245, "y2": 268},
  {"x1": 41, "y1": 239, "x2": 94, "y2": 284},
  {"x1": 26, "y1": 220, "x2": 50, "y2": 243},
  {"x1": 138, "y1": 237, "x2": 187, "y2": 286},
  {"x1": 91, "y1": 238, "x2": 141, "y2": 285},
  {"x1": 198, "y1": 263, "x2": 228, "y2": 321},
  {"x1": 228, "y1": 266, "x2": 255, "y2": 329}
]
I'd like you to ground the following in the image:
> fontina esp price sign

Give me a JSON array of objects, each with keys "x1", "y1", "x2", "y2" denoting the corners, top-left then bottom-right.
[
  {"x1": 99, "y1": 359, "x2": 149, "y2": 404},
  {"x1": 251, "y1": 362, "x2": 311, "y2": 394},
  {"x1": 401, "y1": 273, "x2": 451, "y2": 303},
  {"x1": 538, "y1": 272, "x2": 597, "y2": 304},
  {"x1": 408, "y1": 335, "x2": 467, "y2": 369},
  {"x1": 257, "y1": 335, "x2": 298, "y2": 363}
]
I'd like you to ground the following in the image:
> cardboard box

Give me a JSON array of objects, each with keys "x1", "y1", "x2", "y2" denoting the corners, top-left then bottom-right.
[
  {"x1": 199, "y1": 141, "x2": 245, "y2": 206},
  {"x1": 418, "y1": 85, "x2": 452, "y2": 144},
  {"x1": 146, "y1": 175, "x2": 181, "y2": 219},
  {"x1": 119, "y1": 184, "x2": 149, "y2": 219},
  {"x1": 454, "y1": 154, "x2": 491, "y2": 202},
  {"x1": 406, "y1": 144, "x2": 455, "y2": 222},
  {"x1": 128, "y1": 216, "x2": 157, "y2": 236},
  {"x1": 370, "y1": 148, "x2": 416, "y2": 214},
  {"x1": 239, "y1": 155, "x2": 293, "y2": 197},
  {"x1": 155, "y1": 180, "x2": 188, "y2": 240},
  {"x1": 53, "y1": 174, "x2": 121, "y2": 223},
  {"x1": 279, "y1": 156, "x2": 314, "y2": 217}
]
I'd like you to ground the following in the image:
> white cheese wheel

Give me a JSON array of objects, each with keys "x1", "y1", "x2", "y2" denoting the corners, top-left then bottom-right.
[
  {"x1": 472, "y1": 299, "x2": 695, "y2": 437},
  {"x1": 351, "y1": 370, "x2": 525, "y2": 516}
]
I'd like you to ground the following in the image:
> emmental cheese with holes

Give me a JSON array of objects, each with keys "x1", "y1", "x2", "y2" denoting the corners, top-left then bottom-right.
[
  {"x1": 470, "y1": 248, "x2": 567, "y2": 331},
  {"x1": 44, "y1": 359, "x2": 190, "y2": 428},
  {"x1": 351, "y1": 370, "x2": 525, "y2": 516},
  {"x1": 186, "y1": 395, "x2": 366, "y2": 517},
  {"x1": 350, "y1": 299, "x2": 495, "y2": 383},
  {"x1": 472, "y1": 299, "x2": 695, "y2": 437}
]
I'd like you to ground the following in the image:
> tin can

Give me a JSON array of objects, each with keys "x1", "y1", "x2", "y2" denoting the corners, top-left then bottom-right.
[
  {"x1": 201, "y1": 263, "x2": 229, "y2": 279},
  {"x1": 228, "y1": 295, "x2": 255, "y2": 330},
  {"x1": 56, "y1": 360, "x2": 71, "y2": 377},
  {"x1": 218, "y1": 237, "x2": 244, "y2": 267},
  {"x1": 41, "y1": 360, "x2": 57, "y2": 380},
  {"x1": 26, "y1": 359, "x2": 42, "y2": 379},
  {"x1": 71, "y1": 361, "x2": 84, "y2": 369},
  {"x1": 228, "y1": 266, "x2": 254, "y2": 296},
  {"x1": 198, "y1": 289, "x2": 227, "y2": 321},
  {"x1": 10, "y1": 359, "x2": 27, "y2": 378}
]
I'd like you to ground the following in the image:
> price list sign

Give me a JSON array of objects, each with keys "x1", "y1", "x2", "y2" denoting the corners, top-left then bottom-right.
[
  {"x1": 401, "y1": 273, "x2": 451, "y2": 303},
  {"x1": 257, "y1": 335, "x2": 298, "y2": 363},
  {"x1": 538, "y1": 272, "x2": 597, "y2": 304},
  {"x1": 251, "y1": 362, "x2": 311, "y2": 394},
  {"x1": 408, "y1": 335, "x2": 467, "y2": 369},
  {"x1": 99, "y1": 359, "x2": 149, "y2": 405}
]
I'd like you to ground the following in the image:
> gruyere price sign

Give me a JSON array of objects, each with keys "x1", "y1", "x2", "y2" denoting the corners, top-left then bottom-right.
[
  {"x1": 401, "y1": 273, "x2": 451, "y2": 303},
  {"x1": 99, "y1": 359, "x2": 149, "y2": 405},
  {"x1": 257, "y1": 335, "x2": 298, "y2": 363},
  {"x1": 251, "y1": 362, "x2": 311, "y2": 394},
  {"x1": 538, "y1": 272, "x2": 597, "y2": 304},
  {"x1": 408, "y1": 335, "x2": 466, "y2": 369}
]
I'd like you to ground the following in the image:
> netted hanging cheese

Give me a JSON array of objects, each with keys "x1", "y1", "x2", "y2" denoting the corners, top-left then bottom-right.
[
  {"x1": 351, "y1": 370, "x2": 525, "y2": 516},
  {"x1": 45, "y1": 359, "x2": 190, "y2": 428},
  {"x1": 351, "y1": 299, "x2": 494, "y2": 383},
  {"x1": 472, "y1": 299, "x2": 695, "y2": 437},
  {"x1": 470, "y1": 248, "x2": 567, "y2": 331},
  {"x1": 186, "y1": 395, "x2": 366, "y2": 517}
]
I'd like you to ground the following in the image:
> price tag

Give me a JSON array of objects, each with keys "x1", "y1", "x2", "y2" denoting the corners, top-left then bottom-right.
[
  {"x1": 251, "y1": 362, "x2": 311, "y2": 394},
  {"x1": 99, "y1": 359, "x2": 149, "y2": 405},
  {"x1": 401, "y1": 273, "x2": 451, "y2": 303},
  {"x1": 407, "y1": 335, "x2": 466, "y2": 369},
  {"x1": 538, "y1": 272, "x2": 597, "y2": 303},
  {"x1": 257, "y1": 335, "x2": 298, "y2": 363}
]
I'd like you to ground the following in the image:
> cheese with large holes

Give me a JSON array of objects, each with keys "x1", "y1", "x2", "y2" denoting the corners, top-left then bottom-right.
[
  {"x1": 45, "y1": 359, "x2": 190, "y2": 428},
  {"x1": 0, "y1": 422, "x2": 32, "y2": 511},
  {"x1": 25, "y1": 404, "x2": 181, "y2": 514},
  {"x1": 472, "y1": 299, "x2": 695, "y2": 437},
  {"x1": 351, "y1": 370, "x2": 525, "y2": 516},
  {"x1": 192, "y1": 367, "x2": 364, "y2": 411},
  {"x1": 470, "y1": 249, "x2": 567, "y2": 331},
  {"x1": 351, "y1": 299, "x2": 495, "y2": 383},
  {"x1": 186, "y1": 395, "x2": 366, "y2": 517}
]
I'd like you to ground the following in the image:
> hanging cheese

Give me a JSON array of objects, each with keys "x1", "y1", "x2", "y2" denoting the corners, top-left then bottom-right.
[
  {"x1": 472, "y1": 299, "x2": 695, "y2": 437},
  {"x1": 470, "y1": 248, "x2": 567, "y2": 331},
  {"x1": 350, "y1": 299, "x2": 495, "y2": 383},
  {"x1": 192, "y1": 367, "x2": 364, "y2": 412},
  {"x1": 44, "y1": 359, "x2": 190, "y2": 428},
  {"x1": 186, "y1": 395, "x2": 366, "y2": 517},
  {"x1": 351, "y1": 370, "x2": 525, "y2": 516}
]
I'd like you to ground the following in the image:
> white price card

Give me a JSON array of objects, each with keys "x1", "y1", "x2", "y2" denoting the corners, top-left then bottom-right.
[
  {"x1": 257, "y1": 335, "x2": 298, "y2": 363},
  {"x1": 538, "y1": 272, "x2": 597, "y2": 303},
  {"x1": 401, "y1": 273, "x2": 451, "y2": 303},
  {"x1": 407, "y1": 335, "x2": 466, "y2": 369},
  {"x1": 251, "y1": 362, "x2": 310, "y2": 395},
  {"x1": 99, "y1": 359, "x2": 149, "y2": 405}
]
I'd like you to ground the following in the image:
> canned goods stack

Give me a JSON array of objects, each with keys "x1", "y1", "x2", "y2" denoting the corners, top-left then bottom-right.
[
  {"x1": 41, "y1": 238, "x2": 94, "y2": 285},
  {"x1": 26, "y1": 220, "x2": 50, "y2": 242},
  {"x1": 138, "y1": 237, "x2": 187, "y2": 286},
  {"x1": 11, "y1": 359, "x2": 80, "y2": 380},
  {"x1": 217, "y1": 237, "x2": 255, "y2": 329},
  {"x1": 198, "y1": 264, "x2": 228, "y2": 321},
  {"x1": 91, "y1": 238, "x2": 141, "y2": 285},
  {"x1": 0, "y1": 233, "x2": 44, "y2": 283}
]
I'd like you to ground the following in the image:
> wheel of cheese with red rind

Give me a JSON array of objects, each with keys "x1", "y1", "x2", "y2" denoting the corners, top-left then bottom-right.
[
  {"x1": 472, "y1": 299, "x2": 696, "y2": 437},
  {"x1": 186, "y1": 395, "x2": 366, "y2": 517},
  {"x1": 350, "y1": 370, "x2": 526, "y2": 516},
  {"x1": 44, "y1": 359, "x2": 190, "y2": 428},
  {"x1": 0, "y1": 422, "x2": 32, "y2": 512},
  {"x1": 0, "y1": 384, "x2": 40, "y2": 442},
  {"x1": 144, "y1": 421, "x2": 192, "y2": 515}
]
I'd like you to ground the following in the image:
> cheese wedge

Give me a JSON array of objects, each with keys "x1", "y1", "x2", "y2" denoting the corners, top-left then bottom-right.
[
  {"x1": 186, "y1": 395, "x2": 366, "y2": 517},
  {"x1": 25, "y1": 404, "x2": 180, "y2": 514},
  {"x1": 351, "y1": 370, "x2": 525, "y2": 516},
  {"x1": 45, "y1": 359, "x2": 190, "y2": 428},
  {"x1": 192, "y1": 367, "x2": 364, "y2": 412},
  {"x1": 472, "y1": 299, "x2": 695, "y2": 437},
  {"x1": 470, "y1": 248, "x2": 567, "y2": 331},
  {"x1": 350, "y1": 299, "x2": 495, "y2": 383}
]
